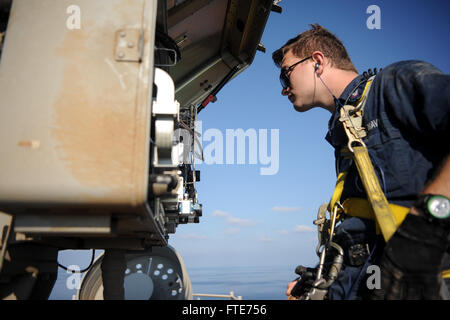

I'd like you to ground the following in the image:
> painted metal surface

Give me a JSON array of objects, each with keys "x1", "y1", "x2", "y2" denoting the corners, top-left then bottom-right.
[
  {"x1": 0, "y1": 0, "x2": 273, "y2": 246},
  {"x1": 0, "y1": 0, "x2": 156, "y2": 209}
]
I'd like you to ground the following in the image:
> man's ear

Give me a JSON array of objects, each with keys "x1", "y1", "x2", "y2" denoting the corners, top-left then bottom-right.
[{"x1": 311, "y1": 51, "x2": 325, "y2": 74}]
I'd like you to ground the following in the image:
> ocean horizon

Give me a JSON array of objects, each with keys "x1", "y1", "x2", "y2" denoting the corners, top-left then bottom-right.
[{"x1": 49, "y1": 264, "x2": 297, "y2": 300}]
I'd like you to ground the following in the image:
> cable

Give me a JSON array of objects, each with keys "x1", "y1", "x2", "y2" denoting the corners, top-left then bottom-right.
[
  {"x1": 155, "y1": 29, "x2": 181, "y2": 65},
  {"x1": 178, "y1": 118, "x2": 204, "y2": 161},
  {"x1": 316, "y1": 72, "x2": 368, "y2": 110},
  {"x1": 317, "y1": 73, "x2": 340, "y2": 104},
  {"x1": 57, "y1": 249, "x2": 96, "y2": 274}
]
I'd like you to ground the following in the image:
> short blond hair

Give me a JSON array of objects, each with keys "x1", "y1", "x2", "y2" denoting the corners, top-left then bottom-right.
[{"x1": 273, "y1": 24, "x2": 357, "y2": 73}]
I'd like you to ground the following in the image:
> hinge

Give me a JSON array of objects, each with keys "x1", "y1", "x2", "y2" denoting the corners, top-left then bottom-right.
[{"x1": 115, "y1": 28, "x2": 144, "y2": 62}]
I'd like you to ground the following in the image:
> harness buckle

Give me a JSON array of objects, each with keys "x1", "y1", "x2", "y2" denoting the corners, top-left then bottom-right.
[{"x1": 339, "y1": 105, "x2": 367, "y2": 152}]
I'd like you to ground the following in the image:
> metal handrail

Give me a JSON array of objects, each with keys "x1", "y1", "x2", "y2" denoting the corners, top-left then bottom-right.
[{"x1": 192, "y1": 291, "x2": 242, "y2": 300}]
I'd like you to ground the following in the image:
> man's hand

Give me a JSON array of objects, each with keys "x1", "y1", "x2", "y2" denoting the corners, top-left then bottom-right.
[
  {"x1": 286, "y1": 280, "x2": 300, "y2": 300},
  {"x1": 286, "y1": 266, "x2": 317, "y2": 299},
  {"x1": 370, "y1": 155, "x2": 450, "y2": 300},
  {"x1": 369, "y1": 213, "x2": 448, "y2": 300}
]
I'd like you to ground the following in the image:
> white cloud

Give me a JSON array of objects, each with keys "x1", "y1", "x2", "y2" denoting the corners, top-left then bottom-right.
[
  {"x1": 179, "y1": 233, "x2": 208, "y2": 240},
  {"x1": 293, "y1": 225, "x2": 316, "y2": 233},
  {"x1": 272, "y1": 206, "x2": 301, "y2": 213},
  {"x1": 276, "y1": 229, "x2": 289, "y2": 235},
  {"x1": 224, "y1": 228, "x2": 240, "y2": 235},
  {"x1": 226, "y1": 216, "x2": 256, "y2": 227},
  {"x1": 258, "y1": 236, "x2": 273, "y2": 242},
  {"x1": 212, "y1": 210, "x2": 230, "y2": 217},
  {"x1": 212, "y1": 210, "x2": 256, "y2": 227}
]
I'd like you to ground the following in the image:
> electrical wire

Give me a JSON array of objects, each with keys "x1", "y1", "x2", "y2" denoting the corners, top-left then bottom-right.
[
  {"x1": 317, "y1": 73, "x2": 340, "y2": 104},
  {"x1": 316, "y1": 72, "x2": 370, "y2": 110},
  {"x1": 178, "y1": 118, "x2": 204, "y2": 161}
]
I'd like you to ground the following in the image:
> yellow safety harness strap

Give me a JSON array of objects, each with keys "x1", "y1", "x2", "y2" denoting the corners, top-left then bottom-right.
[
  {"x1": 351, "y1": 146, "x2": 399, "y2": 242},
  {"x1": 343, "y1": 197, "x2": 450, "y2": 281},
  {"x1": 443, "y1": 270, "x2": 450, "y2": 279},
  {"x1": 341, "y1": 197, "x2": 409, "y2": 233},
  {"x1": 336, "y1": 76, "x2": 399, "y2": 243},
  {"x1": 359, "y1": 76, "x2": 373, "y2": 104},
  {"x1": 327, "y1": 78, "x2": 449, "y2": 284},
  {"x1": 328, "y1": 171, "x2": 347, "y2": 213}
]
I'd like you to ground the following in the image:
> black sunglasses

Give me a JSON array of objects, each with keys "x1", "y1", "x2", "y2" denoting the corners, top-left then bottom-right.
[{"x1": 279, "y1": 56, "x2": 312, "y2": 90}]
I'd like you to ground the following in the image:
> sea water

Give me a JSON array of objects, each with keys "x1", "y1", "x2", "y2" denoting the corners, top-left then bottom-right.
[{"x1": 49, "y1": 265, "x2": 297, "y2": 300}]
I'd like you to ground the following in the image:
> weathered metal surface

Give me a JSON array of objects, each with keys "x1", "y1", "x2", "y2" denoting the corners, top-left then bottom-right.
[
  {"x1": 0, "y1": 0, "x2": 274, "y2": 247},
  {"x1": 0, "y1": 0, "x2": 156, "y2": 209}
]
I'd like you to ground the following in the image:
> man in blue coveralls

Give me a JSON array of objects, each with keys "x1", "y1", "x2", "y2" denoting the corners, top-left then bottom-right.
[{"x1": 273, "y1": 24, "x2": 450, "y2": 300}]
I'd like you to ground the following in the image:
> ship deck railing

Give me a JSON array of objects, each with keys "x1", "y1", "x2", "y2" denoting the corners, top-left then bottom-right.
[{"x1": 192, "y1": 291, "x2": 242, "y2": 300}]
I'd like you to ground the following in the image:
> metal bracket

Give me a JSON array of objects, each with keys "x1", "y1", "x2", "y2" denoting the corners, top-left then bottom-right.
[
  {"x1": 115, "y1": 29, "x2": 143, "y2": 62},
  {"x1": 314, "y1": 202, "x2": 329, "y2": 257},
  {"x1": 305, "y1": 287, "x2": 328, "y2": 300},
  {"x1": 339, "y1": 105, "x2": 367, "y2": 152},
  {"x1": 153, "y1": 68, "x2": 180, "y2": 116}
]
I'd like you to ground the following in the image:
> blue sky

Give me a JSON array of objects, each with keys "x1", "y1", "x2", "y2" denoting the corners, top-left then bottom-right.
[
  {"x1": 168, "y1": 0, "x2": 450, "y2": 270},
  {"x1": 58, "y1": 0, "x2": 450, "y2": 275}
]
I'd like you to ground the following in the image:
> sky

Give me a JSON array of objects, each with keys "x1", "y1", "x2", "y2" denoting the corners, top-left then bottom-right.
[
  {"x1": 166, "y1": 0, "x2": 450, "y2": 270},
  {"x1": 58, "y1": 0, "x2": 450, "y2": 279}
]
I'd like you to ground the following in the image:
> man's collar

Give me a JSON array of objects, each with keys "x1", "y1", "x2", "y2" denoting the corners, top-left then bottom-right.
[
  {"x1": 336, "y1": 74, "x2": 368, "y2": 107},
  {"x1": 325, "y1": 73, "x2": 370, "y2": 147}
]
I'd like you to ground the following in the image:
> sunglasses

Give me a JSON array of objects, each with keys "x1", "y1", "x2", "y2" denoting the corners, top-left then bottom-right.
[{"x1": 279, "y1": 56, "x2": 312, "y2": 90}]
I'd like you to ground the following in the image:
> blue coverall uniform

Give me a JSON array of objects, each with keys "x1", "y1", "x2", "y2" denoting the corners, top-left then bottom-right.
[{"x1": 324, "y1": 60, "x2": 450, "y2": 299}]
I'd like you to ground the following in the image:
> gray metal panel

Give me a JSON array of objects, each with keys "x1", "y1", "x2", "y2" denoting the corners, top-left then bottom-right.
[
  {"x1": 167, "y1": 0, "x2": 273, "y2": 108},
  {"x1": 14, "y1": 214, "x2": 111, "y2": 235},
  {"x1": 0, "y1": 0, "x2": 156, "y2": 209}
]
